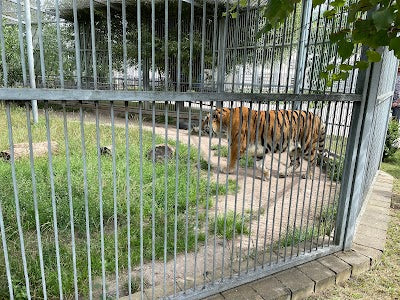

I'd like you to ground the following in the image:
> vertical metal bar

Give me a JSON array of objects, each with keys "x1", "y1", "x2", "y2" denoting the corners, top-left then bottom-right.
[
  {"x1": 200, "y1": 0, "x2": 207, "y2": 91},
  {"x1": 164, "y1": 0, "x2": 168, "y2": 90},
  {"x1": 267, "y1": 27, "x2": 278, "y2": 93},
  {"x1": 0, "y1": 0, "x2": 8, "y2": 87},
  {"x1": 253, "y1": 101, "x2": 271, "y2": 266},
  {"x1": 276, "y1": 102, "x2": 296, "y2": 262},
  {"x1": 285, "y1": 4, "x2": 298, "y2": 93},
  {"x1": 300, "y1": 3, "x2": 315, "y2": 93},
  {"x1": 139, "y1": 101, "x2": 144, "y2": 299},
  {"x1": 125, "y1": 101, "x2": 132, "y2": 299},
  {"x1": 23, "y1": 0, "x2": 38, "y2": 122},
  {"x1": 173, "y1": 104, "x2": 180, "y2": 295},
  {"x1": 152, "y1": 0, "x2": 156, "y2": 90},
  {"x1": 25, "y1": 103, "x2": 47, "y2": 300},
  {"x1": 151, "y1": 101, "x2": 156, "y2": 299},
  {"x1": 277, "y1": 20, "x2": 288, "y2": 93},
  {"x1": 238, "y1": 102, "x2": 254, "y2": 274},
  {"x1": 297, "y1": 102, "x2": 319, "y2": 255},
  {"x1": 193, "y1": 103, "x2": 203, "y2": 289},
  {"x1": 270, "y1": 102, "x2": 288, "y2": 264},
  {"x1": 0, "y1": 189, "x2": 13, "y2": 299},
  {"x1": 230, "y1": 104, "x2": 244, "y2": 277},
  {"x1": 329, "y1": 101, "x2": 351, "y2": 246},
  {"x1": 218, "y1": 1, "x2": 230, "y2": 93},
  {"x1": 221, "y1": 100, "x2": 234, "y2": 280},
  {"x1": 230, "y1": 0, "x2": 241, "y2": 92},
  {"x1": 55, "y1": 0, "x2": 64, "y2": 88},
  {"x1": 211, "y1": 0, "x2": 218, "y2": 91},
  {"x1": 262, "y1": 101, "x2": 280, "y2": 266},
  {"x1": 246, "y1": 101, "x2": 262, "y2": 272},
  {"x1": 259, "y1": 33, "x2": 268, "y2": 93},
  {"x1": 189, "y1": 0, "x2": 194, "y2": 90},
  {"x1": 212, "y1": 101, "x2": 223, "y2": 282},
  {"x1": 72, "y1": 0, "x2": 82, "y2": 89},
  {"x1": 109, "y1": 0, "x2": 115, "y2": 89},
  {"x1": 16, "y1": 0, "x2": 27, "y2": 86},
  {"x1": 291, "y1": 102, "x2": 312, "y2": 257},
  {"x1": 311, "y1": 101, "x2": 332, "y2": 251},
  {"x1": 293, "y1": 0, "x2": 312, "y2": 95},
  {"x1": 318, "y1": 102, "x2": 338, "y2": 247},
  {"x1": 184, "y1": 102, "x2": 192, "y2": 291},
  {"x1": 35, "y1": 0, "x2": 46, "y2": 87},
  {"x1": 163, "y1": 101, "x2": 169, "y2": 297},
  {"x1": 43, "y1": 102, "x2": 62, "y2": 299},
  {"x1": 177, "y1": 0, "x2": 182, "y2": 91},
  {"x1": 89, "y1": 0, "x2": 98, "y2": 89},
  {"x1": 110, "y1": 103, "x2": 119, "y2": 299},
  {"x1": 250, "y1": 0, "x2": 262, "y2": 93},
  {"x1": 62, "y1": 102, "x2": 79, "y2": 299},
  {"x1": 203, "y1": 101, "x2": 215, "y2": 286},
  {"x1": 307, "y1": 4, "x2": 323, "y2": 94},
  {"x1": 94, "y1": 102, "x2": 106, "y2": 299},
  {"x1": 137, "y1": 0, "x2": 142, "y2": 90},
  {"x1": 79, "y1": 102, "x2": 92, "y2": 299}
]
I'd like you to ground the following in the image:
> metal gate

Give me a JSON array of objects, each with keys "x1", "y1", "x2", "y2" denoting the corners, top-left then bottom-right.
[{"x1": 0, "y1": 0, "x2": 396, "y2": 299}]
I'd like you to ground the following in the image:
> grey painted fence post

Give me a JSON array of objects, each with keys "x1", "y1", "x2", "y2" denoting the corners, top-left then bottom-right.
[
  {"x1": 335, "y1": 52, "x2": 383, "y2": 250},
  {"x1": 24, "y1": 0, "x2": 38, "y2": 123}
]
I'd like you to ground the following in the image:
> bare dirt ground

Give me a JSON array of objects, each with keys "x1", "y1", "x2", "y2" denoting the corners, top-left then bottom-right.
[{"x1": 59, "y1": 110, "x2": 337, "y2": 298}]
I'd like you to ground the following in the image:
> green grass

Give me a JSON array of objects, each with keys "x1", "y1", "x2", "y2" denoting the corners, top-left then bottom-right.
[
  {"x1": 0, "y1": 105, "x2": 236, "y2": 299},
  {"x1": 381, "y1": 149, "x2": 400, "y2": 195},
  {"x1": 211, "y1": 144, "x2": 255, "y2": 168},
  {"x1": 209, "y1": 212, "x2": 249, "y2": 240}
]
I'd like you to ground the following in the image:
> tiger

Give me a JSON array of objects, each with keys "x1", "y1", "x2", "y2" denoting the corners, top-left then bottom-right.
[{"x1": 202, "y1": 107, "x2": 326, "y2": 179}]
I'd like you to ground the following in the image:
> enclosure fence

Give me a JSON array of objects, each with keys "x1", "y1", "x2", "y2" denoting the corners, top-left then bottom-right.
[{"x1": 0, "y1": 0, "x2": 397, "y2": 299}]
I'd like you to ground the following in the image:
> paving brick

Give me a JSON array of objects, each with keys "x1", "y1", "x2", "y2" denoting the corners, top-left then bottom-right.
[
  {"x1": 297, "y1": 260, "x2": 336, "y2": 293},
  {"x1": 359, "y1": 216, "x2": 389, "y2": 231},
  {"x1": 353, "y1": 233, "x2": 386, "y2": 251},
  {"x1": 205, "y1": 293, "x2": 225, "y2": 300},
  {"x1": 275, "y1": 268, "x2": 314, "y2": 300},
  {"x1": 356, "y1": 224, "x2": 387, "y2": 238},
  {"x1": 250, "y1": 276, "x2": 291, "y2": 300},
  {"x1": 335, "y1": 250, "x2": 370, "y2": 276},
  {"x1": 368, "y1": 198, "x2": 391, "y2": 209},
  {"x1": 317, "y1": 255, "x2": 351, "y2": 284},
  {"x1": 221, "y1": 284, "x2": 263, "y2": 300},
  {"x1": 352, "y1": 243, "x2": 383, "y2": 266}
]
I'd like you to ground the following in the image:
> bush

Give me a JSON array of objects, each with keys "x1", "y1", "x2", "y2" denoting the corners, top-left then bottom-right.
[{"x1": 383, "y1": 119, "x2": 400, "y2": 161}]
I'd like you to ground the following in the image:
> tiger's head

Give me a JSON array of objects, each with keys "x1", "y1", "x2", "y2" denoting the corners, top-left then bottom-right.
[{"x1": 201, "y1": 108, "x2": 231, "y2": 136}]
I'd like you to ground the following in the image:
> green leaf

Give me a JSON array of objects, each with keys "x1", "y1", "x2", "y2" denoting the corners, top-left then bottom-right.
[
  {"x1": 326, "y1": 64, "x2": 336, "y2": 71},
  {"x1": 337, "y1": 40, "x2": 354, "y2": 60},
  {"x1": 256, "y1": 23, "x2": 272, "y2": 39},
  {"x1": 389, "y1": 37, "x2": 400, "y2": 58},
  {"x1": 372, "y1": 8, "x2": 395, "y2": 31},
  {"x1": 366, "y1": 49, "x2": 382, "y2": 62},
  {"x1": 313, "y1": 0, "x2": 325, "y2": 7},
  {"x1": 231, "y1": 12, "x2": 238, "y2": 19},
  {"x1": 330, "y1": 0, "x2": 346, "y2": 8},
  {"x1": 340, "y1": 64, "x2": 353, "y2": 71},
  {"x1": 323, "y1": 9, "x2": 337, "y2": 19},
  {"x1": 319, "y1": 71, "x2": 329, "y2": 79},
  {"x1": 330, "y1": 29, "x2": 349, "y2": 43},
  {"x1": 239, "y1": 0, "x2": 247, "y2": 8},
  {"x1": 355, "y1": 61, "x2": 369, "y2": 70},
  {"x1": 332, "y1": 72, "x2": 349, "y2": 81}
]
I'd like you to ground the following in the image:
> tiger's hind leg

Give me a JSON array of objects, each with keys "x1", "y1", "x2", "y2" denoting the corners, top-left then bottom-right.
[
  {"x1": 279, "y1": 144, "x2": 301, "y2": 178},
  {"x1": 255, "y1": 158, "x2": 270, "y2": 181},
  {"x1": 302, "y1": 147, "x2": 317, "y2": 179}
]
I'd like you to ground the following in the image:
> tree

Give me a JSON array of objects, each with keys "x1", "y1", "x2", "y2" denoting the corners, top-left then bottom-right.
[{"x1": 233, "y1": 0, "x2": 400, "y2": 85}]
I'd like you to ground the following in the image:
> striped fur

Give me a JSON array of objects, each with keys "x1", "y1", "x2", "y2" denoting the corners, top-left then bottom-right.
[{"x1": 203, "y1": 107, "x2": 326, "y2": 179}]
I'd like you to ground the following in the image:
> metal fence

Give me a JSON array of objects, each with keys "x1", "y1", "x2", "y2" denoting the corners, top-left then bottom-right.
[{"x1": 0, "y1": 0, "x2": 397, "y2": 299}]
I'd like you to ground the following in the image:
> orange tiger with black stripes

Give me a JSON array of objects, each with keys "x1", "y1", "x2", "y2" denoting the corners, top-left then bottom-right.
[{"x1": 202, "y1": 106, "x2": 326, "y2": 179}]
